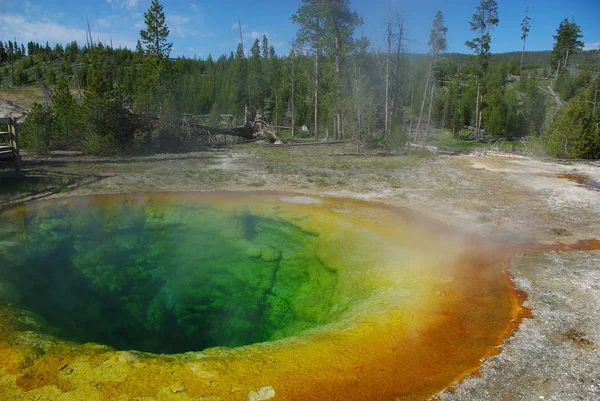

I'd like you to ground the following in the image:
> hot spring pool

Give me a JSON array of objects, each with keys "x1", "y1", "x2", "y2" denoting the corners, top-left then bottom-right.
[{"x1": 0, "y1": 192, "x2": 526, "y2": 401}]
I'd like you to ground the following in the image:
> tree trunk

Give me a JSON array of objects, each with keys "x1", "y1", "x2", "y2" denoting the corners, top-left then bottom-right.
[
  {"x1": 314, "y1": 50, "x2": 319, "y2": 141},
  {"x1": 408, "y1": 82, "x2": 414, "y2": 138},
  {"x1": 190, "y1": 124, "x2": 255, "y2": 139},
  {"x1": 275, "y1": 90, "x2": 278, "y2": 131},
  {"x1": 520, "y1": 37, "x2": 526, "y2": 75},
  {"x1": 416, "y1": 52, "x2": 434, "y2": 142},
  {"x1": 332, "y1": 115, "x2": 337, "y2": 139},
  {"x1": 564, "y1": 48, "x2": 570, "y2": 72},
  {"x1": 452, "y1": 78, "x2": 460, "y2": 136},
  {"x1": 596, "y1": 54, "x2": 600, "y2": 116},
  {"x1": 391, "y1": 19, "x2": 404, "y2": 133},
  {"x1": 594, "y1": 72, "x2": 599, "y2": 116},
  {"x1": 291, "y1": 49, "x2": 296, "y2": 137},
  {"x1": 441, "y1": 88, "x2": 449, "y2": 130},
  {"x1": 334, "y1": 35, "x2": 342, "y2": 140},
  {"x1": 354, "y1": 63, "x2": 362, "y2": 141},
  {"x1": 475, "y1": 83, "x2": 481, "y2": 138},
  {"x1": 384, "y1": 19, "x2": 392, "y2": 140},
  {"x1": 478, "y1": 104, "x2": 483, "y2": 138},
  {"x1": 425, "y1": 82, "x2": 435, "y2": 141}
]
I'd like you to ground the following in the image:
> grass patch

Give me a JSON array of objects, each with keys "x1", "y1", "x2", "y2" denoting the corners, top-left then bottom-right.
[
  {"x1": 313, "y1": 154, "x2": 425, "y2": 170},
  {"x1": 0, "y1": 173, "x2": 73, "y2": 204},
  {"x1": 248, "y1": 181, "x2": 266, "y2": 187},
  {"x1": 250, "y1": 143, "x2": 426, "y2": 173},
  {"x1": 431, "y1": 130, "x2": 526, "y2": 152},
  {"x1": 193, "y1": 169, "x2": 236, "y2": 186},
  {"x1": 0, "y1": 85, "x2": 47, "y2": 109}
]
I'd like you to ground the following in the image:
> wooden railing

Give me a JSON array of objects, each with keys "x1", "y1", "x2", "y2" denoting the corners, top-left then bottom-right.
[{"x1": 0, "y1": 117, "x2": 21, "y2": 172}]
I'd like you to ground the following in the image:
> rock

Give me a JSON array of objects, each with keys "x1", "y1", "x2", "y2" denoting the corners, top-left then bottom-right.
[
  {"x1": 0, "y1": 280, "x2": 21, "y2": 303},
  {"x1": 248, "y1": 386, "x2": 275, "y2": 401},
  {"x1": 260, "y1": 246, "x2": 280, "y2": 262},
  {"x1": 242, "y1": 242, "x2": 262, "y2": 258},
  {"x1": 170, "y1": 382, "x2": 187, "y2": 393}
]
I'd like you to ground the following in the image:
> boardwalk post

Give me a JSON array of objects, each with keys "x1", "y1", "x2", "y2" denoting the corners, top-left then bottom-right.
[
  {"x1": 12, "y1": 118, "x2": 21, "y2": 172},
  {"x1": 0, "y1": 117, "x2": 21, "y2": 173}
]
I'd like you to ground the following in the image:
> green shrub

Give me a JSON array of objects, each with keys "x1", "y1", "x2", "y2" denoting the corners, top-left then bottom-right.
[
  {"x1": 544, "y1": 86, "x2": 600, "y2": 159},
  {"x1": 20, "y1": 104, "x2": 57, "y2": 155},
  {"x1": 555, "y1": 70, "x2": 575, "y2": 101},
  {"x1": 82, "y1": 132, "x2": 118, "y2": 155}
]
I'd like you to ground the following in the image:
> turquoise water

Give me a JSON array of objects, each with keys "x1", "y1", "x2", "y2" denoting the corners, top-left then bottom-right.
[{"x1": 0, "y1": 196, "x2": 338, "y2": 354}]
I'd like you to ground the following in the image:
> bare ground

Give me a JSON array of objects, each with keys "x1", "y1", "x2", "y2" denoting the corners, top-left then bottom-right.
[{"x1": 1, "y1": 142, "x2": 599, "y2": 400}]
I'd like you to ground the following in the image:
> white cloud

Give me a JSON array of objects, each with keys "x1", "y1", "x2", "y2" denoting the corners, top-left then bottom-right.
[
  {"x1": 583, "y1": 42, "x2": 600, "y2": 51},
  {"x1": 232, "y1": 22, "x2": 247, "y2": 30},
  {"x1": 132, "y1": 12, "x2": 144, "y2": 29},
  {"x1": 95, "y1": 18, "x2": 112, "y2": 29},
  {"x1": 107, "y1": 0, "x2": 139, "y2": 10},
  {"x1": 166, "y1": 14, "x2": 211, "y2": 39},
  {"x1": 187, "y1": 47, "x2": 203, "y2": 56},
  {"x1": 0, "y1": 13, "x2": 136, "y2": 49},
  {"x1": 168, "y1": 15, "x2": 190, "y2": 25},
  {"x1": 244, "y1": 31, "x2": 268, "y2": 41},
  {"x1": 22, "y1": 0, "x2": 41, "y2": 14},
  {"x1": 167, "y1": 14, "x2": 194, "y2": 37}
]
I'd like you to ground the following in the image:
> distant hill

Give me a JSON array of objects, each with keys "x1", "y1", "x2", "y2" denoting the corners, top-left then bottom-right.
[
  {"x1": 408, "y1": 49, "x2": 597, "y2": 68},
  {"x1": 404, "y1": 49, "x2": 598, "y2": 79}
]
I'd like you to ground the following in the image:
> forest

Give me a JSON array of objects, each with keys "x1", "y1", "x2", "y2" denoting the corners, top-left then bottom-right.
[{"x1": 1, "y1": 0, "x2": 599, "y2": 158}]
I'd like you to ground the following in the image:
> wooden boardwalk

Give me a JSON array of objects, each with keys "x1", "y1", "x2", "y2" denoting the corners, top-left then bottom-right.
[{"x1": 0, "y1": 117, "x2": 21, "y2": 172}]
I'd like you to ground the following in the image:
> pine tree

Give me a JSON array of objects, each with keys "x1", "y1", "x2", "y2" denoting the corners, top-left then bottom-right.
[
  {"x1": 249, "y1": 39, "x2": 264, "y2": 109},
  {"x1": 465, "y1": 0, "x2": 499, "y2": 75},
  {"x1": 235, "y1": 43, "x2": 244, "y2": 59},
  {"x1": 292, "y1": 0, "x2": 326, "y2": 140},
  {"x1": 416, "y1": 10, "x2": 447, "y2": 141},
  {"x1": 137, "y1": 0, "x2": 172, "y2": 117},
  {"x1": 139, "y1": 0, "x2": 172, "y2": 60},
  {"x1": 292, "y1": 0, "x2": 361, "y2": 140},
  {"x1": 465, "y1": 0, "x2": 499, "y2": 137},
  {"x1": 520, "y1": 5, "x2": 531, "y2": 74},
  {"x1": 324, "y1": 0, "x2": 362, "y2": 139},
  {"x1": 54, "y1": 75, "x2": 81, "y2": 147},
  {"x1": 261, "y1": 35, "x2": 269, "y2": 58},
  {"x1": 0, "y1": 42, "x2": 5, "y2": 64},
  {"x1": 135, "y1": 40, "x2": 144, "y2": 56},
  {"x1": 250, "y1": 39, "x2": 261, "y2": 60},
  {"x1": 551, "y1": 18, "x2": 584, "y2": 75}
]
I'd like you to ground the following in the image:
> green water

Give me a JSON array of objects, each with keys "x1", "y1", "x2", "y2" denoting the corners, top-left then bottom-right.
[{"x1": 0, "y1": 197, "x2": 338, "y2": 354}]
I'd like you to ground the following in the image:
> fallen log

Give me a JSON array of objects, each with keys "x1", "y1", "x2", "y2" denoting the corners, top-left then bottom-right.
[
  {"x1": 187, "y1": 123, "x2": 257, "y2": 140},
  {"x1": 262, "y1": 140, "x2": 349, "y2": 147},
  {"x1": 408, "y1": 142, "x2": 463, "y2": 155}
]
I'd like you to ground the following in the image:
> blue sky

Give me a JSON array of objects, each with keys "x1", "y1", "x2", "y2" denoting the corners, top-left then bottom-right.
[{"x1": 0, "y1": 0, "x2": 599, "y2": 58}]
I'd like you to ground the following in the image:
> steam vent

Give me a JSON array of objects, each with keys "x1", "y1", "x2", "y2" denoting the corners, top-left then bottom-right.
[{"x1": 0, "y1": 192, "x2": 527, "y2": 401}]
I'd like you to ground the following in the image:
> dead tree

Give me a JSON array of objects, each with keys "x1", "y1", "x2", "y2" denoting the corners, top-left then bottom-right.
[
  {"x1": 384, "y1": 17, "x2": 392, "y2": 140},
  {"x1": 314, "y1": 45, "x2": 320, "y2": 141},
  {"x1": 415, "y1": 53, "x2": 434, "y2": 142},
  {"x1": 416, "y1": 10, "x2": 447, "y2": 142},
  {"x1": 290, "y1": 45, "x2": 297, "y2": 137}
]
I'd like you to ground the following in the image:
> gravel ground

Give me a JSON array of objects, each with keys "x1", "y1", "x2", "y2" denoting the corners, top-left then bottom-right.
[
  {"x1": 437, "y1": 250, "x2": 600, "y2": 401},
  {"x1": 1, "y1": 144, "x2": 599, "y2": 400}
]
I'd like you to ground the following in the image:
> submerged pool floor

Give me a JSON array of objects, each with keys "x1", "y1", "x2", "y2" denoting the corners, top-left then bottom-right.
[
  {"x1": 0, "y1": 192, "x2": 529, "y2": 400},
  {"x1": 1, "y1": 197, "x2": 337, "y2": 354}
]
